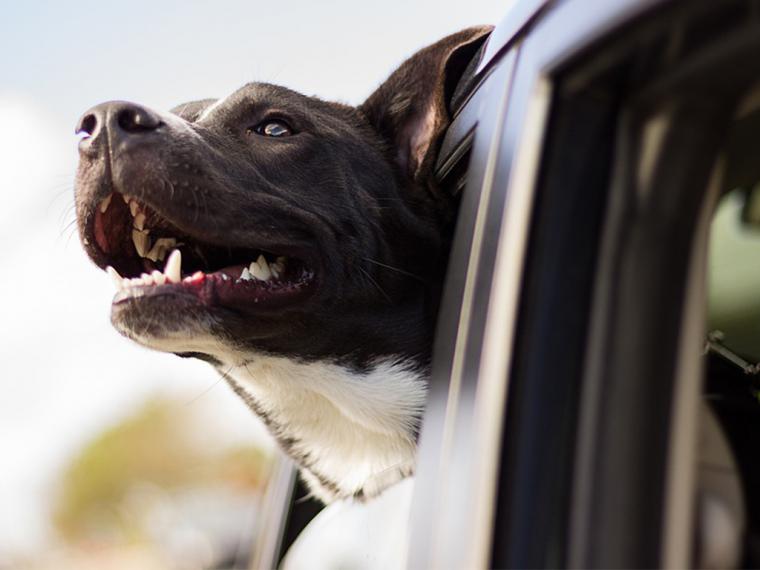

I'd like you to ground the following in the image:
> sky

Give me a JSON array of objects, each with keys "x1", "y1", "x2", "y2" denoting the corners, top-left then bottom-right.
[{"x1": 0, "y1": 0, "x2": 506, "y2": 556}]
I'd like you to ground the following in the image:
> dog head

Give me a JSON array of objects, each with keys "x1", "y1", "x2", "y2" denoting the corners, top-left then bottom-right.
[{"x1": 74, "y1": 27, "x2": 491, "y2": 371}]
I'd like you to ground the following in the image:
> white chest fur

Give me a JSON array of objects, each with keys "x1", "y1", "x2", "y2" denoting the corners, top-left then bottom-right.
[{"x1": 224, "y1": 354, "x2": 427, "y2": 502}]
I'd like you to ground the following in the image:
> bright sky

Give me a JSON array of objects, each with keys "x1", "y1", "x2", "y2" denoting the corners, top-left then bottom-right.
[{"x1": 0, "y1": 0, "x2": 505, "y2": 555}]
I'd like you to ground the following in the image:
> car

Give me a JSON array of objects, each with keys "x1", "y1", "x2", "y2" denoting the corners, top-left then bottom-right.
[{"x1": 249, "y1": 0, "x2": 760, "y2": 567}]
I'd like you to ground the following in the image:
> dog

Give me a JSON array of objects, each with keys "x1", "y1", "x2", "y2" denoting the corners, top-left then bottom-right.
[{"x1": 74, "y1": 27, "x2": 492, "y2": 503}]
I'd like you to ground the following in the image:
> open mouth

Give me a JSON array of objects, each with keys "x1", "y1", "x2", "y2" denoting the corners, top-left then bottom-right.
[{"x1": 91, "y1": 192, "x2": 316, "y2": 310}]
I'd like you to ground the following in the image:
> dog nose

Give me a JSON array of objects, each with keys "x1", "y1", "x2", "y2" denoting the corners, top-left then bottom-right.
[{"x1": 76, "y1": 101, "x2": 163, "y2": 155}]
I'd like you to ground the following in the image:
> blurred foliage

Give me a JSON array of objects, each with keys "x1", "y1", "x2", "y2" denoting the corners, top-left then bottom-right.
[
  {"x1": 709, "y1": 189, "x2": 760, "y2": 360},
  {"x1": 53, "y1": 397, "x2": 270, "y2": 543}
]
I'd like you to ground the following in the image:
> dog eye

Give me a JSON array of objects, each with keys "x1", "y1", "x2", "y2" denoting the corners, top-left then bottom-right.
[{"x1": 250, "y1": 120, "x2": 292, "y2": 137}]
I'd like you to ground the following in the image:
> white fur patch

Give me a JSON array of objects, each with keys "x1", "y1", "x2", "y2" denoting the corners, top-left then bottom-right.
[
  {"x1": 226, "y1": 354, "x2": 427, "y2": 501},
  {"x1": 123, "y1": 316, "x2": 426, "y2": 499}
]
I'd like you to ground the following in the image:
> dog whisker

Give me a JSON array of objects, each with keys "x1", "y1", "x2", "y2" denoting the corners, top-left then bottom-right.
[
  {"x1": 58, "y1": 218, "x2": 78, "y2": 239},
  {"x1": 184, "y1": 368, "x2": 230, "y2": 405},
  {"x1": 362, "y1": 258, "x2": 425, "y2": 282},
  {"x1": 356, "y1": 266, "x2": 392, "y2": 303}
]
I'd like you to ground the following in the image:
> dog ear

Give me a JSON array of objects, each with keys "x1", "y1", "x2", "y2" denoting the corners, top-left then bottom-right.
[
  {"x1": 170, "y1": 99, "x2": 218, "y2": 122},
  {"x1": 360, "y1": 26, "x2": 492, "y2": 185}
]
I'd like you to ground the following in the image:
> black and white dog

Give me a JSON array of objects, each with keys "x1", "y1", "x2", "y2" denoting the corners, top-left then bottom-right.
[{"x1": 74, "y1": 27, "x2": 491, "y2": 503}]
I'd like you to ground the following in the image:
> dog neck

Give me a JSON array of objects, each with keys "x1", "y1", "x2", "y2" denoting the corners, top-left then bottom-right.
[{"x1": 218, "y1": 353, "x2": 427, "y2": 501}]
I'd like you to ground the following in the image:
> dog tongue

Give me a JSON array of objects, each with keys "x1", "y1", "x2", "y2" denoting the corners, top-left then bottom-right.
[
  {"x1": 93, "y1": 197, "x2": 148, "y2": 277},
  {"x1": 94, "y1": 199, "x2": 131, "y2": 255}
]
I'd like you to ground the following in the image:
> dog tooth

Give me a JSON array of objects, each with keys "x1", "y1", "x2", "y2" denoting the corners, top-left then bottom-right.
[
  {"x1": 271, "y1": 257, "x2": 286, "y2": 276},
  {"x1": 164, "y1": 249, "x2": 182, "y2": 283},
  {"x1": 145, "y1": 242, "x2": 162, "y2": 262},
  {"x1": 132, "y1": 230, "x2": 151, "y2": 257},
  {"x1": 106, "y1": 266, "x2": 123, "y2": 289},
  {"x1": 248, "y1": 261, "x2": 262, "y2": 280},
  {"x1": 250, "y1": 255, "x2": 271, "y2": 281},
  {"x1": 99, "y1": 194, "x2": 112, "y2": 213},
  {"x1": 134, "y1": 212, "x2": 146, "y2": 231},
  {"x1": 147, "y1": 238, "x2": 176, "y2": 262},
  {"x1": 129, "y1": 201, "x2": 139, "y2": 217},
  {"x1": 151, "y1": 270, "x2": 166, "y2": 285},
  {"x1": 240, "y1": 267, "x2": 253, "y2": 281},
  {"x1": 122, "y1": 194, "x2": 131, "y2": 204},
  {"x1": 184, "y1": 271, "x2": 204, "y2": 284},
  {"x1": 146, "y1": 247, "x2": 164, "y2": 262}
]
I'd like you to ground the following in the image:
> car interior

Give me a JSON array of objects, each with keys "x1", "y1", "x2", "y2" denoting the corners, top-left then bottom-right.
[{"x1": 704, "y1": 83, "x2": 760, "y2": 568}]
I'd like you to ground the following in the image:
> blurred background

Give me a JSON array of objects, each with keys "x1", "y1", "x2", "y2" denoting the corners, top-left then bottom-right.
[{"x1": 0, "y1": 1, "x2": 503, "y2": 568}]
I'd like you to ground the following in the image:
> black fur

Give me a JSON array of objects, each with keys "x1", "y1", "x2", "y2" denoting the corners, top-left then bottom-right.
[{"x1": 75, "y1": 27, "x2": 492, "y2": 373}]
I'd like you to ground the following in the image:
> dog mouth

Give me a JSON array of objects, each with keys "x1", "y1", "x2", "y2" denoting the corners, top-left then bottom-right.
[{"x1": 89, "y1": 192, "x2": 317, "y2": 311}]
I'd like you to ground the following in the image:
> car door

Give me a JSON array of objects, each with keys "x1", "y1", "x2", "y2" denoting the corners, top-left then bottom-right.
[
  {"x1": 250, "y1": 1, "x2": 760, "y2": 567},
  {"x1": 411, "y1": 0, "x2": 760, "y2": 568}
]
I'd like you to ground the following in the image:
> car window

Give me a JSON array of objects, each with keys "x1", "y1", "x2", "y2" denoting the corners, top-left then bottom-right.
[
  {"x1": 702, "y1": 89, "x2": 760, "y2": 567},
  {"x1": 709, "y1": 185, "x2": 760, "y2": 363}
]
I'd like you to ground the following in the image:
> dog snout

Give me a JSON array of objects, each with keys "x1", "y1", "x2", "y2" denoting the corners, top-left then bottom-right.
[{"x1": 76, "y1": 101, "x2": 163, "y2": 156}]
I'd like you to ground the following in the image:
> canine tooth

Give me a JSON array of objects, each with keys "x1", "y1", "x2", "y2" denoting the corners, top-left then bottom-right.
[
  {"x1": 132, "y1": 230, "x2": 151, "y2": 257},
  {"x1": 106, "y1": 266, "x2": 123, "y2": 289},
  {"x1": 134, "y1": 212, "x2": 146, "y2": 231},
  {"x1": 99, "y1": 194, "x2": 112, "y2": 213},
  {"x1": 164, "y1": 249, "x2": 181, "y2": 283},
  {"x1": 122, "y1": 194, "x2": 130, "y2": 204},
  {"x1": 129, "y1": 201, "x2": 139, "y2": 217},
  {"x1": 240, "y1": 267, "x2": 253, "y2": 281},
  {"x1": 151, "y1": 270, "x2": 166, "y2": 285}
]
